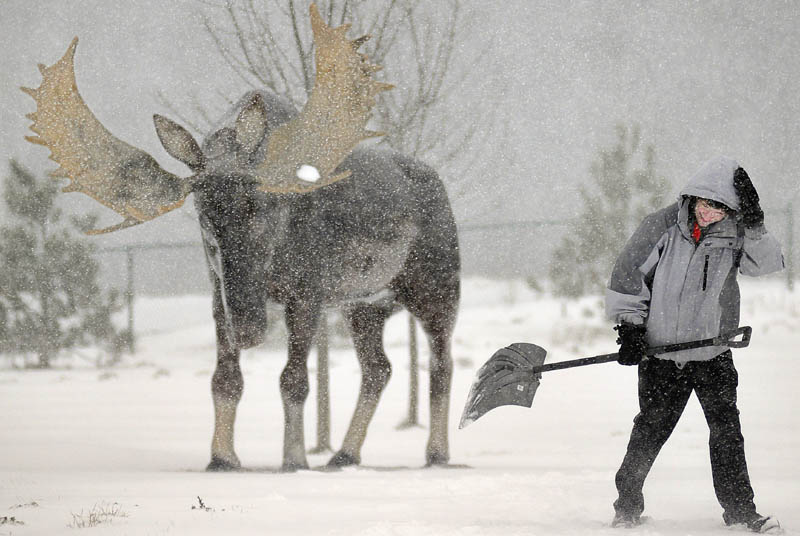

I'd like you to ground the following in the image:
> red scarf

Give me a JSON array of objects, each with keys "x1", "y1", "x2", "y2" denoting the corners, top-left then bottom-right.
[{"x1": 692, "y1": 222, "x2": 702, "y2": 243}]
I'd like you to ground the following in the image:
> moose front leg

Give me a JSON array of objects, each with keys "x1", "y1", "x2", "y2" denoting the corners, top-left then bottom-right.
[
  {"x1": 279, "y1": 299, "x2": 321, "y2": 472},
  {"x1": 208, "y1": 286, "x2": 244, "y2": 471}
]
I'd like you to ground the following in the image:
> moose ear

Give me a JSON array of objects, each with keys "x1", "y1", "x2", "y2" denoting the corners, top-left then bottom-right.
[
  {"x1": 235, "y1": 93, "x2": 268, "y2": 156},
  {"x1": 153, "y1": 114, "x2": 206, "y2": 171}
]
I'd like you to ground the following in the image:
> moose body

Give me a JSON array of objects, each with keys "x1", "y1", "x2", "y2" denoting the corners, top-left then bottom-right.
[
  {"x1": 23, "y1": 5, "x2": 459, "y2": 470},
  {"x1": 197, "y1": 92, "x2": 460, "y2": 470}
]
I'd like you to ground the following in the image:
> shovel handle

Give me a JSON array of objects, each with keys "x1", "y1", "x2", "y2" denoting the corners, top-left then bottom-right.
[
  {"x1": 533, "y1": 326, "x2": 752, "y2": 373},
  {"x1": 646, "y1": 326, "x2": 752, "y2": 356},
  {"x1": 715, "y1": 325, "x2": 752, "y2": 348}
]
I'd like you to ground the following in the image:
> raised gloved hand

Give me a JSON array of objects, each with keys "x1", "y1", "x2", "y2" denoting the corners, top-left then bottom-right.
[
  {"x1": 733, "y1": 167, "x2": 764, "y2": 228},
  {"x1": 614, "y1": 323, "x2": 648, "y2": 366}
]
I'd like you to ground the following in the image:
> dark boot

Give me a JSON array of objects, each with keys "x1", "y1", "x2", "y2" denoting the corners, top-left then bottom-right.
[
  {"x1": 724, "y1": 512, "x2": 782, "y2": 533},
  {"x1": 611, "y1": 511, "x2": 642, "y2": 529}
]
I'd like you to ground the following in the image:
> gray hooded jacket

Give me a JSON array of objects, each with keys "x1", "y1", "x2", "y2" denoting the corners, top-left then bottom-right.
[{"x1": 606, "y1": 156, "x2": 784, "y2": 365}]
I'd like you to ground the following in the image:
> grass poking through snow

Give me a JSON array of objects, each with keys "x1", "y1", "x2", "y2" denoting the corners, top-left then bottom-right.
[{"x1": 68, "y1": 502, "x2": 127, "y2": 529}]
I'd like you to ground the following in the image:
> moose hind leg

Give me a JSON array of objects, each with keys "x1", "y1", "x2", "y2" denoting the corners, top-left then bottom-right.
[
  {"x1": 328, "y1": 304, "x2": 393, "y2": 468},
  {"x1": 424, "y1": 323, "x2": 454, "y2": 466}
]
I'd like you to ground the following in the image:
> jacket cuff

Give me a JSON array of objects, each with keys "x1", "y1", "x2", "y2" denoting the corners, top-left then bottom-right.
[{"x1": 617, "y1": 314, "x2": 646, "y2": 326}]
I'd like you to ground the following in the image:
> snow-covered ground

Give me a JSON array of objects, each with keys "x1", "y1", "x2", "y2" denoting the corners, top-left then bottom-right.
[{"x1": 1, "y1": 277, "x2": 798, "y2": 536}]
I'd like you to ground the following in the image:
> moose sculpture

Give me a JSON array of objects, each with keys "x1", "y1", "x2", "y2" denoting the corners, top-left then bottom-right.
[{"x1": 23, "y1": 4, "x2": 460, "y2": 470}]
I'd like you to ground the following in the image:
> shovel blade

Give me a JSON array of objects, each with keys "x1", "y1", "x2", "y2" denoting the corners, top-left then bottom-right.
[{"x1": 458, "y1": 343, "x2": 547, "y2": 429}]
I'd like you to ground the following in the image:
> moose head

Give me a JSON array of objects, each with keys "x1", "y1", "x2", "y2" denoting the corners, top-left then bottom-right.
[{"x1": 22, "y1": 3, "x2": 391, "y2": 234}]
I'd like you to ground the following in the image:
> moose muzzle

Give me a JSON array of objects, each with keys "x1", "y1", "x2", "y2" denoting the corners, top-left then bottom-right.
[{"x1": 223, "y1": 289, "x2": 267, "y2": 349}]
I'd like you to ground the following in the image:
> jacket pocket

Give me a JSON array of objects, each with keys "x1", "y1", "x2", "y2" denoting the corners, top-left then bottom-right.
[{"x1": 702, "y1": 255, "x2": 709, "y2": 291}]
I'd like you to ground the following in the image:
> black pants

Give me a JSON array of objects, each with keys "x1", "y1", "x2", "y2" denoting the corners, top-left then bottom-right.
[{"x1": 614, "y1": 351, "x2": 757, "y2": 520}]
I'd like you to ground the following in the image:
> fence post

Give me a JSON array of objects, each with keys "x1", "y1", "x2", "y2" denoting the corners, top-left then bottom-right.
[
  {"x1": 125, "y1": 246, "x2": 135, "y2": 353},
  {"x1": 310, "y1": 311, "x2": 331, "y2": 453},
  {"x1": 787, "y1": 200, "x2": 795, "y2": 291}
]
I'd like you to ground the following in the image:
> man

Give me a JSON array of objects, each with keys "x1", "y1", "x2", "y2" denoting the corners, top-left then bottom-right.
[{"x1": 605, "y1": 156, "x2": 784, "y2": 533}]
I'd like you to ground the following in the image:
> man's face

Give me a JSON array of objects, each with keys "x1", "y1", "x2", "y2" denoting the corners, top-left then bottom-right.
[{"x1": 694, "y1": 198, "x2": 728, "y2": 228}]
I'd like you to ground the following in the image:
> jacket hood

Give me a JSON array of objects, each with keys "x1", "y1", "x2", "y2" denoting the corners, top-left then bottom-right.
[{"x1": 679, "y1": 156, "x2": 741, "y2": 212}]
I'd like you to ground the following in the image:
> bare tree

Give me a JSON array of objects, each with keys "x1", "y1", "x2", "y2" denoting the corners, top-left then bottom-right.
[{"x1": 159, "y1": 0, "x2": 498, "y2": 197}]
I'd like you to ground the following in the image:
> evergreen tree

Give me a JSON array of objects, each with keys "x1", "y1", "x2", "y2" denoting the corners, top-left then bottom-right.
[
  {"x1": 549, "y1": 125, "x2": 669, "y2": 297},
  {"x1": 0, "y1": 160, "x2": 126, "y2": 367}
]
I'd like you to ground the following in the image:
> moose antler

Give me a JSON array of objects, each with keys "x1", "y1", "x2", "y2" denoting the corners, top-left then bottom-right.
[
  {"x1": 21, "y1": 38, "x2": 192, "y2": 234},
  {"x1": 254, "y1": 3, "x2": 393, "y2": 193}
]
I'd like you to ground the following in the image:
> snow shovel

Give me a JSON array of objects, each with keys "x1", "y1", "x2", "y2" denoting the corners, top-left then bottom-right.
[{"x1": 458, "y1": 326, "x2": 752, "y2": 429}]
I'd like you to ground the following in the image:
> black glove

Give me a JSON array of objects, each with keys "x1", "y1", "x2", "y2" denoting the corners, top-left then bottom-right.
[
  {"x1": 733, "y1": 167, "x2": 764, "y2": 228},
  {"x1": 614, "y1": 323, "x2": 647, "y2": 366}
]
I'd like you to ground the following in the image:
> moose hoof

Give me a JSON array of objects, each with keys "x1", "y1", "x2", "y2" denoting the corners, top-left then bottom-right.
[
  {"x1": 281, "y1": 461, "x2": 309, "y2": 473},
  {"x1": 327, "y1": 451, "x2": 360, "y2": 468},
  {"x1": 206, "y1": 456, "x2": 241, "y2": 472},
  {"x1": 425, "y1": 452, "x2": 450, "y2": 467}
]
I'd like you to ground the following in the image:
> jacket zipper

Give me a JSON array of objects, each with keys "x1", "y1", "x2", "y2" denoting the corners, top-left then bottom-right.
[{"x1": 702, "y1": 255, "x2": 709, "y2": 291}]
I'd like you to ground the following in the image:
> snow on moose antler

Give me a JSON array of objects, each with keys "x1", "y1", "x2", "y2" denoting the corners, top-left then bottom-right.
[
  {"x1": 254, "y1": 4, "x2": 393, "y2": 193},
  {"x1": 21, "y1": 3, "x2": 391, "y2": 232}
]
